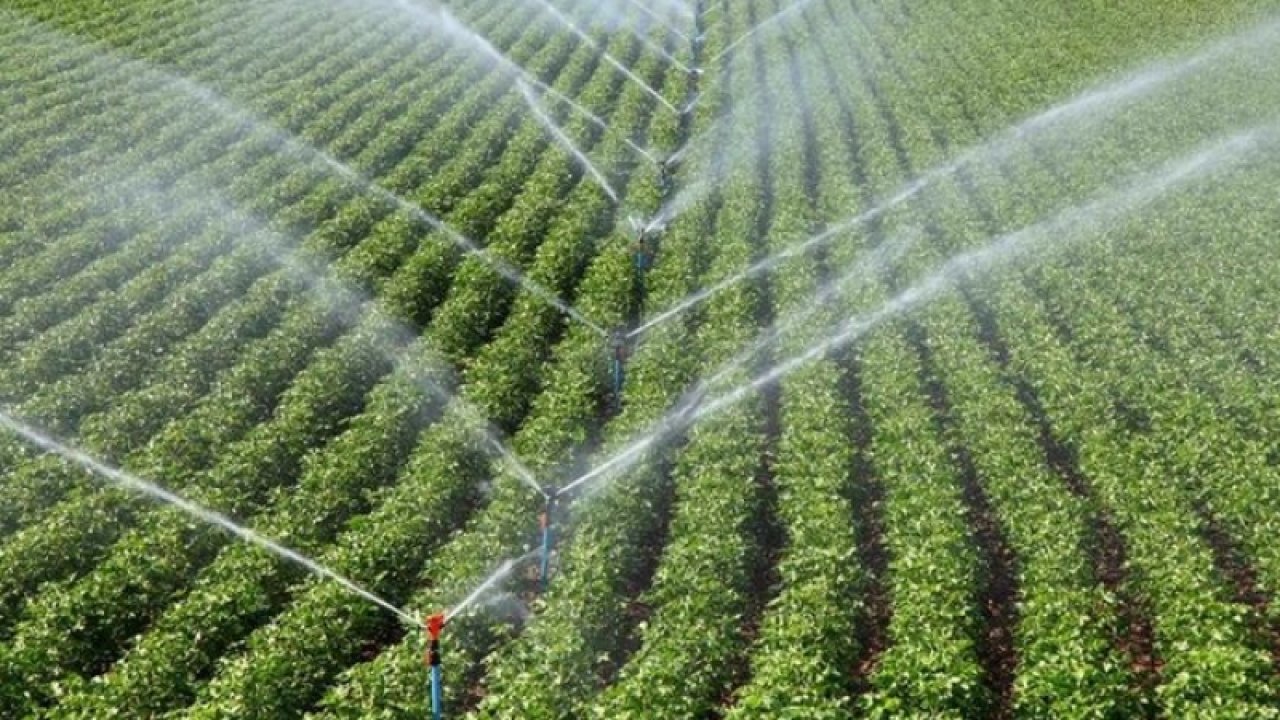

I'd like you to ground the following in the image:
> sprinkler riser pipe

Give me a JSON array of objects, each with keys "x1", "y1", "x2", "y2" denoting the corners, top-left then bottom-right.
[
  {"x1": 424, "y1": 612, "x2": 446, "y2": 719},
  {"x1": 608, "y1": 329, "x2": 629, "y2": 402},
  {"x1": 430, "y1": 660, "x2": 444, "y2": 720},
  {"x1": 539, "y1": 524, "x2": 553, "y2": 591}
]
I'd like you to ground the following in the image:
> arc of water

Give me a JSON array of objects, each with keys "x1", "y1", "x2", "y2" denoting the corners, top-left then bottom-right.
[
  {"x1": 634, "y1": 35, "x2": 697, "y2": 76},
  {"x1": 711, "y1": 0, "x2": 820, "y2": 64},
  {"x1": 617, "y1": 0, "x2": 692, "y2": 42},
  {"x1": 690, "y1": 127, "x2": 1272, "y2": 423},
  {"x1": 562, "y1": 125, "x2": 1273, "y2": 504},
  {"x1": 519, "y1": 81, "x2": 660, "y2": 166},
  {"x1": 280, "y1": 126, "x2": 608, "y2": 338},
  {"x1": 383, "y1": 0, "x2": 661, "y2": 166},
  {"x1": 249, "y1": 222, "x2": 546, "y2": 493},
  {"x1": 444, "y1": 548, "x2": 542, "y2": 621},
  {"x1": 630, "y1": 179, "x2": 926, "y2": 338},
  {"x1": 697, "y1": 228, "x2": 923, "y2": 390},
  {"x1": 452, "y1": 397, "x2": 547, "y2": 498},
  {"x1": 556, "y1": 427, "x2": 660, "y2": 497},
  {"x1": 0, "y1": 411, "x2": 424, "y2": 629},
  {"x1": 518, "y1": 80, "x2": 621, "y2": 204},
  {"x1": 94, "y1": 37, "x2": 605, "y2": 339},
  {"x1": 636, "y1": 15, "x2": 1280, "y2": 337},
  {"x1": 663, "y1": 140, "x2": 695, "y2": 169},
  {"x1": 525, "y1": 0, "x2": 680, "y2": 114}
]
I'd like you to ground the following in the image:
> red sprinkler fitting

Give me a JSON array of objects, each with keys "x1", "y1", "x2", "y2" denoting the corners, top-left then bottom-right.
[{"x1": 426, "y1": 612, "x2": 446, "y2": 642}]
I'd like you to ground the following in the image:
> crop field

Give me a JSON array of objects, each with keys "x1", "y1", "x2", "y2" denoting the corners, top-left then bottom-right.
[{"x1": 2, "y1": 0, "x2": 1280, "y2": 717}]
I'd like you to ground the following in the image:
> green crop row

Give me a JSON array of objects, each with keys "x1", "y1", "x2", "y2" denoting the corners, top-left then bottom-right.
[
  {"x1": 45, "y1": 20, "x2": 673, "y2": 719},
  {"x1": 0, "y1": 0, "x2": 577, "y2": 551},
  {"x1": 0, "y1": 4, "x2": 642, "y2": 715}
]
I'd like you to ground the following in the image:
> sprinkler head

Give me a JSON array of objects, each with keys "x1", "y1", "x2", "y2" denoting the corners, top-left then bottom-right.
[
  {"x1": 426, "y1": 612, "x2": 446, "y2": 641},
  {"x1": 540, "y1": 486, "x2": 558, "y2": 526}
]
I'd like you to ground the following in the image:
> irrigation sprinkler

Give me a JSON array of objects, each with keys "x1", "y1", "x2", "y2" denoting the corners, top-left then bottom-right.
[
  {"x1": 657, "y1": 158, "x2": 676, "y2": 194},
  {"x1": 609, "y1": 327, "x2": 630, "y2": 410},
  {"x1": 656, "y1": 139, "x2": 693, "y2": 193},
  {"x1": 424, "y1": 612, "x2": 447, "y2": 720},
  {"x1": 538, "y1": 485, "x2": 559, "y2": 592},
  {"x1": 632, "y1": 221, "x2": 658, "y2": 274},
  {"x1": 680, "y1": 94, "x2": 701, "y2": 119}
]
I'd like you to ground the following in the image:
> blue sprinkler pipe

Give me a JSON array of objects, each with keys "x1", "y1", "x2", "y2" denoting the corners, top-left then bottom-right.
[
  {"x1": 425, "y1": 613, "x2": 446, "y2": 720},
  {"x1": 633, "y1": 229, "x2": 654, "y2": 292},
  {"x1": 538, "y1": 487, "x2": 557, "y2": 592},
  {"x1": 609, "y1": 328, "x2": 628, "y2": 403},
  {"x1": 431, "y1": 663, "x2": 444, "y2": 720}
]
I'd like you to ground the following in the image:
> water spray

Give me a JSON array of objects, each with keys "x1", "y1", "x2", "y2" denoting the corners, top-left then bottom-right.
[
  {"x1": 383, "y1": 0, "x2": 663, "y2": 165},
  {"x1": 554, "y1": 124, "x2": 1278, "y2": 516},
  {"x1": 628, "y1": 179, "x2": 927, "y2": 339},
  {"x1": 618, "y1": 0, "x2": 692, "y2": 41},
  {"x1": 528, "y1": 88, "x2": 661, "y2": 167},
  {"x1": 517, "y1": 79, "x2": 621, "y2": 204},
  {"x1": 657, "y1": 158, "x2": 676, "y2": 194},
  {"x1": 0, "y1": 410, "x2": 421, "y2": 628},
  {"x1": 711, "y1": 0, "x2": 819, "y2": 64},
  {"x1": 526, "y1": 0, "x2": 681, "y2": 114}
]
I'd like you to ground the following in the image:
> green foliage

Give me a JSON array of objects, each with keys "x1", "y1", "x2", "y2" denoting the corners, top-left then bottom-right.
[{"x1": 2, "y1": 0, "x2": 1279, "y2": 718}]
